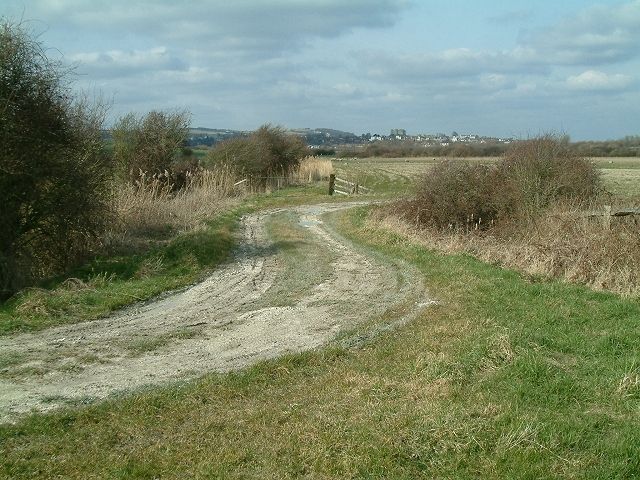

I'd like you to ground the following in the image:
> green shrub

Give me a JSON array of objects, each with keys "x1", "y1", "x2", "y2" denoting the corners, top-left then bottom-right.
[
  {"x1": 207, "y1": 124, "x2": 308, "y2": 180},
  {"x1": 0, "y1": 21, "x2": 112, "y2": 298}
]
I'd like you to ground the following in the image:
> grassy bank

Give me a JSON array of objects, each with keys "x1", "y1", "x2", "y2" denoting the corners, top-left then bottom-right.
[
  {"x1": 2, "y1": 205, "x2": 639, "y2": 478},
  {"x1": 0, "y1": 208, "x2": 241, "y2": 335}
]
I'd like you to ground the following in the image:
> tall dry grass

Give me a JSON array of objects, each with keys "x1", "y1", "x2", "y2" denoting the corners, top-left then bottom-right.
[
  {"x1": 105, "y1": 165, "x2": 241, "y2": 251},
  {"x1": 292, "y1": 156, "x2": 333, "y2": 182},
  {"x1": 375, "y1": 202, "x2": 640, "y2": 296}
]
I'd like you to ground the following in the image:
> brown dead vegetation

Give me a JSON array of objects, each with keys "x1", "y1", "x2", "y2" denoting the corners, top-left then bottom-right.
[
  {"x1": 390, "y1": 136, "x2": 640, "y2": 295},
  {"x1": 104, "y1": 166, "x2": 242, "y2": 253}
]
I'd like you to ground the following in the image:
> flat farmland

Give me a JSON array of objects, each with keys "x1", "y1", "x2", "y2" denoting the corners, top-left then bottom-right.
[
  {"x1": 592, "y1": 157, "x2": 640, "y2": 198},
  {"x1": 336, "y1": 156, "x2": 640, "y2": 198}
]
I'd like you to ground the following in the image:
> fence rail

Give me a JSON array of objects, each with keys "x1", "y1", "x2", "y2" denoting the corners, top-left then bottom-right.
[
  {"x1": 580, "y1": 205, "x2": 640, "y2": 229},
  {"x1": 232, "y1": 175, "x2": 299, "y2": 193},
  {"x1": 330, "y1": 175, "x2": 371, "y2": 196}
]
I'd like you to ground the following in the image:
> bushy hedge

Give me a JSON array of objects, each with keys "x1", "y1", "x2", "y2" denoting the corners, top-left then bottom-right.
[
  {"x1": 207, "y1": 124, "x2": 308, "y2": 180},
  {"x1": 402, "y1": 136, "x2": 602, "y2": 231},
  {"x1": 0, "y1": 21, "x2": 112, "y2": 297}
]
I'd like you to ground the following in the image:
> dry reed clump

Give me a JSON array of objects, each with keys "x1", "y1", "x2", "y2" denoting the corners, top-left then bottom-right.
[
  {"x1": 293, "y1": 156, "x2": 334, "y2": 182},
  {"x1": 105, "y1": 165, "x2": 241, "y2": 250},
  {"x1": 374, "y1": 202, "x2": 640, "y2": 296},
  {"x1": 515, "y1": 204, "x2": 640, "y2": 294}
]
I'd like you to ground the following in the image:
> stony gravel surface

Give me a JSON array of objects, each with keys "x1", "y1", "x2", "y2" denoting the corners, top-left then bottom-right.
[{"x1": 0, "y1": 203, "x2": 429, "y2": 422}]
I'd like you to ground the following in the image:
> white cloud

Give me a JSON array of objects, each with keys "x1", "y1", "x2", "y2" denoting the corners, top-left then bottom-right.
[
  {"x1": 522, "y1": 0, "x2": 640, "y2": 65},
  {"x1": 487, "y1": 9, "x2": 533, "y2": 24},
  {"x1": 69, "y1": 47, "x2": 185, "y2": 74},
  {"x1": 8, "y1": 0, "x2": 408, "y2": 57},
  {"x1": 2, "y1": 0, "x2": 639, "y2": 139},
  {"x1": 359, "y1": 48, "x2": 544, "y2": 83},
  {"x1": 566, "y1": 70, "x2": 633, "y2": 91},
  {"x1": 333, "y1": 83, "x2": 358, "y2": 95},
  {"x1": 479, "y1": 74, "x2": 510, "y2": 90}
]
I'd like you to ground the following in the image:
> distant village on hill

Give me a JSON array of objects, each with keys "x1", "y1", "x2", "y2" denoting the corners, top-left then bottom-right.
[{"x1": 185, "y1": 127, "x2": 515, "y2": 149}]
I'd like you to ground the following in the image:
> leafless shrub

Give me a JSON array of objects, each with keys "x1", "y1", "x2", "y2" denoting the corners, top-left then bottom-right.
[
  {"x1": 207, "y1": 124, "x2": 309, "y2": 184},
  {"x1": 498, "y1": 135, "x2": 602, "y2": 218},
  {"x1": 400, "y1": 135, "x2": 602, "y2": 231},
  {"x1": 0, "y1": 21, "x2": 112, "y2": 297},
  {"x1": 399, "y1": 160, "x2": 510, "y2": 230},
  {"x1": 112, "y1": 110, "x2": 191, "y2": 184}
]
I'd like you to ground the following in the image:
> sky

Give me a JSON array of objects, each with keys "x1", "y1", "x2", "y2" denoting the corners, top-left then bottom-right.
[{"x1": 2, "y1": 0, "x2": 639, "y2": 140}]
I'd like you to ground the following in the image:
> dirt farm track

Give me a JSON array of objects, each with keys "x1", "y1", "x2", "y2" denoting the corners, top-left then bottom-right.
[{"x1": 0, "y1": 203, "x2": 430, "y2": 422}]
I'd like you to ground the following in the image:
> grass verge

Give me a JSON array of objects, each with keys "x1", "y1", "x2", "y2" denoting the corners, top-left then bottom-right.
[
  {"x1": 0, "y1": 209, "x2": 240, "y2": 335},
  {"x1": 242, "y1": 211, "x2": 335, "y2": 309},
  {"x1": 2, "y1": 205, "x2": 639, "y2": 478}
]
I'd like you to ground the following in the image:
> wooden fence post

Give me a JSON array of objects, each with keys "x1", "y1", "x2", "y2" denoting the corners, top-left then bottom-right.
[
  {"x1": 603, "y1": 205, "x2": 611, "y2": 230},
  {"x1": 329, "y1": 174, "x2": 335, "y2": 195}
]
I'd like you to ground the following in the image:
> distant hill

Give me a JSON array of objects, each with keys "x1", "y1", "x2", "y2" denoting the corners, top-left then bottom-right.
[
  {"x1": 186, "y1": 127, "x2": 361, "y2": 147},
  {"x1": 287, "y1": 128, "x2": 361, "y2": 146},
  {"x1": 186, "y1": 128, "x2": 248, "y2": 147}
]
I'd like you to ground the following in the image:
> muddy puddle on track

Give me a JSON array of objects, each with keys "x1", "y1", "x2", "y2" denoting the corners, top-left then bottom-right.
[{"x1": 0, "y1": 203, "x2": 431, "y2": 422}]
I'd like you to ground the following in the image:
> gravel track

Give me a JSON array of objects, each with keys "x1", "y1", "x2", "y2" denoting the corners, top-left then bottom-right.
[{"x1": 0, "y1": 203, "x2": 429, "y2": 422}]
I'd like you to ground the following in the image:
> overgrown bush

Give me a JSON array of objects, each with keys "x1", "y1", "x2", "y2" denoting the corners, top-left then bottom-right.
[
  {"x1": 207, "y1": 124, "x2": 308, "y2": 181},
  {"x1": 112, "y1": 110, "x2": 191, "y2": 185},
  {"x1": 403, "y1": 161, "x2": 510, "y2": 230},
  {"x1": 0, "y1": 21, "x2": 112, "y2": 297},
  {"x1": 401, "y1": 135, "x2": 602, "y2": 231},
  {"x1": 498, "y1": 135, "x2": 602, "y2": 216}
]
